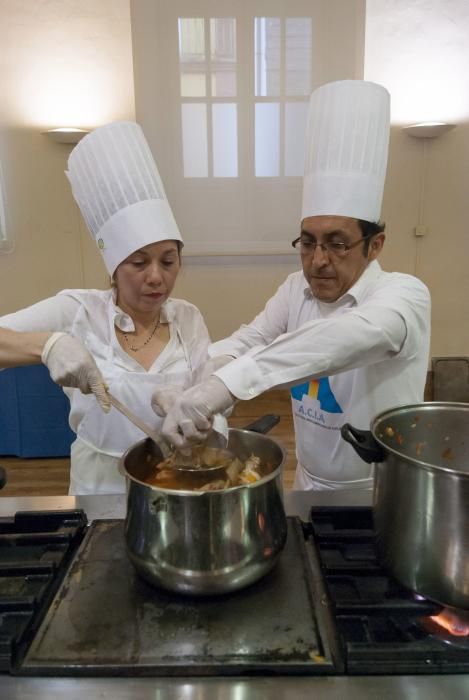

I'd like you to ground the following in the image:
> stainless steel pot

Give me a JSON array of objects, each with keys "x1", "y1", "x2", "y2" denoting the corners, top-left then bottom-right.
[
  {"x1": 342, "y1": 402, "x2": 469, "y2": 611},
  {"x1": 120, "y1": 416, "x2": 288, "y2": 596}
]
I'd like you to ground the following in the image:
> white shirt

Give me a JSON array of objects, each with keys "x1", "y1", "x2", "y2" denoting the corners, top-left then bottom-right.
[
  {"x1": 0, "y1": 289, "x2": 210, "y2": 495},
  {"x1": 212, "y1": 261, "x2": 431, "y2": 490}
]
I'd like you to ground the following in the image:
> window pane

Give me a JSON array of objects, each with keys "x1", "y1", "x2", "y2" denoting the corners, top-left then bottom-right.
[
  {"x1": 254, "y1": 18, "x2": 281, "y2": 97},
  {"x1": 286, "y1": 18, "x2": 312, "y2": 96},
  {"x1": 211, "y1": 72, "x2": 236, "y2": 97},
  {"x1": 210, "y1": 18, "x2": 236, "y2": 97},
  {"x1": 179, "y1": 18, "x2": 206, "y2": 97},
  {"x1": 255, "y1": 103, "x2": 279, "y2": 177},
  {"x1": 181, "y1": 104, "x2": 208, "y2": 177},
  {"x1": 285, "y1": 102, "x2": 309, "y2": 176},
  {"x1": 212, "y1": 104, "x2": 238, "y2": 177}
]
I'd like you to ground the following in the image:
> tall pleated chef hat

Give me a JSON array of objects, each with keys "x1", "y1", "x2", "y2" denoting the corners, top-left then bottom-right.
[
  {"x1": 302, "y1": 80, "x2": 390, "y2": 223},
  {"x1": 66, "y1": 121, "x2": 183, "y2": 276}
]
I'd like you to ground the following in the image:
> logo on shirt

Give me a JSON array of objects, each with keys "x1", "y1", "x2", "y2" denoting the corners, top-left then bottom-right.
[{"x1": 290, "y1": 378, "x2": 343, "y2": 414}]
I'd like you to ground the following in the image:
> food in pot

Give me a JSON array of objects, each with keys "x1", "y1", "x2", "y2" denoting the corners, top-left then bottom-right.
[{"x1": 143, "y1": 446, "x2": 267, "y2": 491}]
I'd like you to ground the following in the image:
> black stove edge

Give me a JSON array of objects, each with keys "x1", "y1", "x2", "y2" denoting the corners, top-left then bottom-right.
[
  {"x1": 15, "y1": 661, "x2": 336, "y2": 679},
  {"x1": 299, "y1": 521, "x2": 345, "y2": 674}
]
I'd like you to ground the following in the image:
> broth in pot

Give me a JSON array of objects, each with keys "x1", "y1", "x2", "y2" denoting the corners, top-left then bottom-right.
[{"x1": 143, "y1": 444, "x2": 273, "y2": 491}]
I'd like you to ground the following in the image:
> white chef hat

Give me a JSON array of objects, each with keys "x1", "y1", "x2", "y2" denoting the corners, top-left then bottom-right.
[
  {"x1": 66, "y1": 121, "x2": 183, "y2": 276},
  {"x1": 302, "y1": 80, "x2": 390, "y2": 223}
]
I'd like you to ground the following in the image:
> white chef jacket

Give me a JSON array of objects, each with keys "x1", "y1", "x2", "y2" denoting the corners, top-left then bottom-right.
[
  {"x1": 0, "y1": 290, "x2": 210, "y2": 495},
  {"x1": 212, "y1": 261, "x2": 431, "y2": 490}
]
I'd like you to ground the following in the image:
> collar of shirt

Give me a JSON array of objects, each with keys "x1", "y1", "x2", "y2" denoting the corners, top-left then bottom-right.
[
  {"x1": 302, "y1": 260, "x2": 383, "y2": 307},
  {"x1": 110, "y1": 289, "x2": 172, "y2": 332}
]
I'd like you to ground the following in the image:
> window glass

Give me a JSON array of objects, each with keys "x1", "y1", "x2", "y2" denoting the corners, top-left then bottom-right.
[
  {"x1": 213, "y1": 104, "x2": 238, "y2": 177},
  {"x1": 210, "y1": 18, "x2": 236, "y2": 97},
  {"x1": 181, "y1": 103, "x2": 208, "y2": 177},
  {"x1": 285, "y1": 18, "x2": 312, "y2": 96},
  {"x1": 285, "y1": 101, "x2": 309, "y2": 176},
  {"x1": 255, "y1": 103, "x2": 280, "y2": 177},
  {"x1": 179, "y1": 18, "x2": 206, "y2": 97},
  {"x1": 254, "y1": 17, "x2": 281, "y2": 97}
]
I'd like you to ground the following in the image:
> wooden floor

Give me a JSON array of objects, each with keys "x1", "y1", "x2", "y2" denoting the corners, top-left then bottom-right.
[{"x1": 0, "y1": 390, "x2": 297, "y2": 497}]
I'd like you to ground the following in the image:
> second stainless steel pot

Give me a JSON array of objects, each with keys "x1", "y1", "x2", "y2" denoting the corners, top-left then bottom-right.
[
  {"x1": 342, "y1": 402, "x2": 469, "y2": 610},
  {"x1": 121, "y1": 416, "x2": 288, "y2": 596}
]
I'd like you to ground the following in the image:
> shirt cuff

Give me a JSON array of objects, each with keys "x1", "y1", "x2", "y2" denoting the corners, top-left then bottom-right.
[{"x1": 214, "y1": 355, "x2": 268, "y2": 400}]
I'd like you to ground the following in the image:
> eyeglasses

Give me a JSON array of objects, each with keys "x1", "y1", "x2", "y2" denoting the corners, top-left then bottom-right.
[{"x1": 291, "y1": 232, "x2": 376, "y2": 258}]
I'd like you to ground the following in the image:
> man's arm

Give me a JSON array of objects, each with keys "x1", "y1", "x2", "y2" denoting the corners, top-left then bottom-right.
[
  {"x1": 157, "y1": 275, "x2": 430, "y2": 447},
  {"x1": 216, "y1": 276, "x2": 430, "y2": 400}
]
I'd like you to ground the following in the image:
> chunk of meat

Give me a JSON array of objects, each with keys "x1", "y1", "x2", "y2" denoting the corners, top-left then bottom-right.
[
  {"x1": 195, "y1": 479, "x2": 230, "y2": 491},
  {"x1": 225, "y1": 458, "x2": 244, "y2": 484}
]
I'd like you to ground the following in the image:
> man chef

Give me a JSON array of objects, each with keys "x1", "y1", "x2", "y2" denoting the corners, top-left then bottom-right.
[{"x1": 153, "y1": 79, "x2": 431, "y2": 491}]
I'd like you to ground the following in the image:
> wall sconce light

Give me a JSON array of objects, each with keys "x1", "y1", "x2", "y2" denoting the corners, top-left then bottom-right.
[
  {"x1": 403, "y1": 122, "x2": 456, "y2": 139},
  {"x1": 42, "y1": 128, "x2": 90, "y2": 144}
]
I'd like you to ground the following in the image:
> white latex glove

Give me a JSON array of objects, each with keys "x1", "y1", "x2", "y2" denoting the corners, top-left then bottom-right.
[
  {"x1": 151, "y1": 384, "x2": 184, "y2": 417},
  {"x1": 199, "y1": 355, "x2": 234, "y2": 382},
  {"x1": 41, "y1": 332, "x2": 110, "y2": 413},
  {"x1": 161, "y1": 376, "x2": 235, "y2": 448}
]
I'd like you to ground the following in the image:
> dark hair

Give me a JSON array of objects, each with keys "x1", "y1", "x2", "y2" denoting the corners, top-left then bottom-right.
[{"x1": 357, "y1": 219, "x2": 385, "y2": 255}]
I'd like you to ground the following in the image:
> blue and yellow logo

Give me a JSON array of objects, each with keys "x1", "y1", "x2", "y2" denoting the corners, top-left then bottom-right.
[{"x1": 290, "y1": 378, "x2": 342, "y2": 414}]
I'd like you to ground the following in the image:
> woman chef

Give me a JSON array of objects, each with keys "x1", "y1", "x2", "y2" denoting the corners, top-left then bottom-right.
[
  {"x1": 0, "y1": 121, "x2": 210, "y2": 495},
  {"x1": 153, "y1": 80, "x2": 432, "y2": 491}
]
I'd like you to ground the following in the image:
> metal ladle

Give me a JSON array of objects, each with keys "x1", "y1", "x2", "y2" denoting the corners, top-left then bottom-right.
[{"x1": 107, "y1": 392, "x2": 230, "y2": 473}]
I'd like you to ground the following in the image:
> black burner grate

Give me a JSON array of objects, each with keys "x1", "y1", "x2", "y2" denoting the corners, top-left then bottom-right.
[
  {"x1": 0, "y1": 510, "x2": 88, "y2": 673},
  {"x1": 309, "y1": 506, "x2": 469, "y2": 674}
]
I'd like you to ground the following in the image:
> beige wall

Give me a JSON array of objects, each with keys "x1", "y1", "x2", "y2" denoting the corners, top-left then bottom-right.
[
  {"x1": 0, "y1": 0, "x2": 135, "y2": 314},
  {"x1": 365, "y1": 0, "x2": 469, "y2": 357},
  {"x1": 0, "y1": 0, "x2": 468, "y2": 358}
]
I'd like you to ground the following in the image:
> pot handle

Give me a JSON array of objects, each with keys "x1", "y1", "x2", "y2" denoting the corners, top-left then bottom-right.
[
  {"x1": 0, "y1": 466, "x2": 6, "y2": 490},
  {"x1": 341, "y1": 424, "x2": 385, "y2": 464},
  {"x1": 242, "y1": 414, "x2": 280, "y2": 435}
]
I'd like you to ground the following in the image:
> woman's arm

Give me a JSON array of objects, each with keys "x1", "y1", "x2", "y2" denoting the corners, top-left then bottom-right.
[
  {"x1": 0, "y1": 295, "x2": 110, "y2": 411},
  {"x1": 0, "y1": 327, "x2": 52, "y2": 368}
]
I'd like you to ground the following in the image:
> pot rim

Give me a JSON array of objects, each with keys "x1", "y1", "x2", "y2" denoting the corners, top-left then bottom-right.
[
  {"x1": 119, "y1": 428, "x2": 287, "y2": 496},
  {"x1": 371, "y1": 401, "x2": 469, "y2": 478}
]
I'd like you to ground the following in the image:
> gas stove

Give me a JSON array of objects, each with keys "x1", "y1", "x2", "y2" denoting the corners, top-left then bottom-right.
[{"x1": 1, "y1": 506, "x2": 468, "y2": 677}]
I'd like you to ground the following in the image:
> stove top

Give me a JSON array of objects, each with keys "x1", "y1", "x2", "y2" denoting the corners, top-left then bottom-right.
[
  {"x1": 19, "y1": 517, "x2": 336, "y2": 676},
  {"x1": 1, "y1": 506, "x2": 468, "y2": 677}
]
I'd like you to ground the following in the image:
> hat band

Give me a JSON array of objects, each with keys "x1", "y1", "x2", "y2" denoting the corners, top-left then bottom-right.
[
  {"x1": 97, "y1": 199, "x2": 183, "y2": 276},
  {"x1": 301, "y1": 172, "x2": 384, "y2": 222}
]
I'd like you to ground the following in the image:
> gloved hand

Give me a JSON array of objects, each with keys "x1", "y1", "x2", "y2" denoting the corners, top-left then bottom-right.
[
  {"x1": 41, "y1": 332, "x2": 110, "y2": 413},
  {"x1": 198, "y1": 355, "x2": 234, "y2": 382},
  {"x1": 151, "y1": 384, "x2": 184, "y2": 417},
  {"x1": 161, "y1": 376, "x2": 235, "y2": 448}
]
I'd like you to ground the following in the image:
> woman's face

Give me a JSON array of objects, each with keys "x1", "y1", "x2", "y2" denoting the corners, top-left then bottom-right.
[{"x1": 114, "y1": 240, "x2": 181, "y2": 317}]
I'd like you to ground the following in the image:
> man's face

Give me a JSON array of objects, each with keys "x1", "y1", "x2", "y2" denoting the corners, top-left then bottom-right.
[{"x1": 298, "y1": 215, "x2": 385, "y2": 302}]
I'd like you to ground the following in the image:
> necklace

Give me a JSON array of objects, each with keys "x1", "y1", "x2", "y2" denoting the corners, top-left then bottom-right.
[{"x1": 123, "y1": 317, "x2": 160, "y2": 353}]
